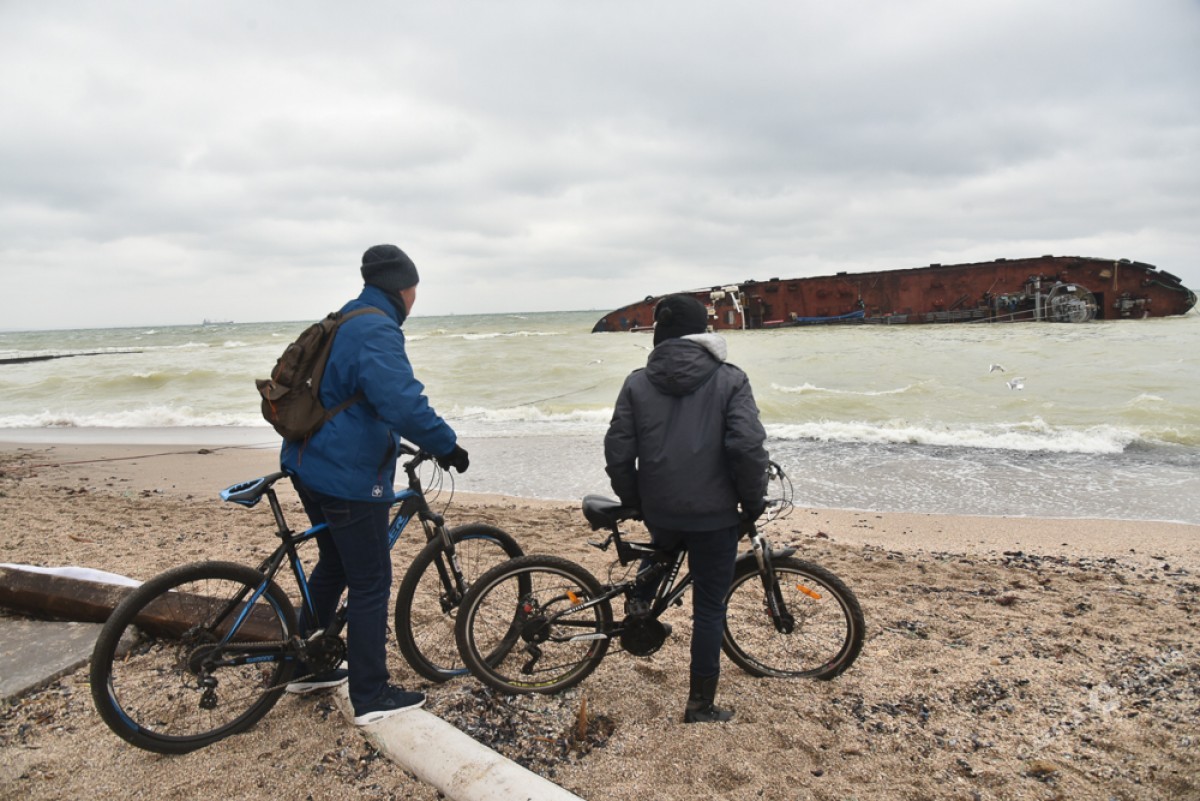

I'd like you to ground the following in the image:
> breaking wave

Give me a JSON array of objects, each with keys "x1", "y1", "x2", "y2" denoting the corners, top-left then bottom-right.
[
  {"x1": 457, "y1": 331, "x2": 557, "y2": 341},
  {"x1": 771, "y1": 382, "x2": 917, "y2": 397},
  {"x1": 451, "y1": 405, "x2": 611, "y2": 425},
  {"x1": 0, "y1": 407, "x2": 265, "y2": 429},
  {"x1": 769, "y1": 418, "x2": 1144, "y2": 454}
]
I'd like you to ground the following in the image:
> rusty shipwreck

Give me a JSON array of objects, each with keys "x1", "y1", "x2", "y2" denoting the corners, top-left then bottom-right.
[{"x1": 592, "y1": 255, "x2": 1196, "y2": 332}]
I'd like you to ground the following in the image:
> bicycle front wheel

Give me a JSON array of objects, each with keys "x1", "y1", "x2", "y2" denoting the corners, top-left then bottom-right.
[
  {"x1": 394, "y1": 523, "x2": 523, "y2": 682},
  {"x1": 89, "y1": 561, "x2": 297, "y2": 754},
  {"x1": 456, "y1": 555, "x2": 612, "y2": 694},
  {"x1": 722, "y1": 557, "x2": 864, "y2": 680}
]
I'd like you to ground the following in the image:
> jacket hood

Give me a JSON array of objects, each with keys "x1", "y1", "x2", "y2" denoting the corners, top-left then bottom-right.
[{"x1": 645, "y1": 333, "x2": 728, "y2": 396}]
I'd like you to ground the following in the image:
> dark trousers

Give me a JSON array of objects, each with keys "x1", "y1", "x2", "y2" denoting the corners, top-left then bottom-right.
[
  {"x1": 293, "y1": 480, "x2": 392, "y2": 711},
  {"x1": 638, "y1": 523, "x2": 740, "y2": 679}
]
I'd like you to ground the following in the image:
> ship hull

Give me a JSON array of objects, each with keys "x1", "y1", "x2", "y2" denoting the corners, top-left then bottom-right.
[{"x1": 592, "y1": 255, "x2": 1196, "y2": 333}]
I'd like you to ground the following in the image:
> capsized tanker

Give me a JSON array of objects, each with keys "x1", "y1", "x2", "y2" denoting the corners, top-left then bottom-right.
[{"x1": 591, "y1": 255, "x2": 1196, "y2": 332}]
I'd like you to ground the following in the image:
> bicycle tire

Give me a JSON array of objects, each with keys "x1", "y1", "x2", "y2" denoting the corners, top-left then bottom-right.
[
  {"x1": 89, "y1": 561, "x2": 297, "y2": 754},
  {"x1": 455, "y1": 555, "x2": 612, "y2": 694},
  {"x1": 394, "y1": 523, "x2": 524, "y2": 682},
  {"x1": 722, "y1": 557, "x2": 864, "y2": 680}
]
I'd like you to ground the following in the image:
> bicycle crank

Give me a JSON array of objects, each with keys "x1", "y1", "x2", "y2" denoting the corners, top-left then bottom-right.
[
  {"x1": 302, "y1": 633, "x2": 347, "y2": 673},
  {"x1": 620, "y1": 618, "x2": 668, "y2": 656}
]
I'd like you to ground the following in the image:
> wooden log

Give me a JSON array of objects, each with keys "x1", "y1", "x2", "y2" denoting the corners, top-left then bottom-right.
[
  {"x1": 0, "y1": 567, "x2": 131, "y2": 623},
  {"x1": 131, "y1": 590, "x2": 286, "y2": 642},
  {"x1": 0, "y1": 567, "x2": 286, "y2": 642}
]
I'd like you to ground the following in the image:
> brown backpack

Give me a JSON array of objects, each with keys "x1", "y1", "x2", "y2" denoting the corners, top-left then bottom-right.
[{"x1": 256, "y1": 307, "x2": 385, "y2": 441}]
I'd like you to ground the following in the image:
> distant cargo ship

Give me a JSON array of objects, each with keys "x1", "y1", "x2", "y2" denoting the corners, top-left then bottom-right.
[{"x1": 592, "y1": 255, "x2": 1196, "y2": 332}]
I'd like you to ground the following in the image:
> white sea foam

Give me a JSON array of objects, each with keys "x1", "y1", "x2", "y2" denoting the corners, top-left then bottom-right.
[
  {"x1": 452, "y1": 405, "x2": 611, "y2": 425},
  {"x1": 0, "y1": 407, "x2": 264, "y2": 429},
  {"x1": 768, "y1": 419, "x2": 1140, "y2": 454},
  {"x1": 457, "y1": 331, "x2": 556, "y2": 341},
  {"x1": 771, "y1": 382, "x2": 916, "y2": 397}
]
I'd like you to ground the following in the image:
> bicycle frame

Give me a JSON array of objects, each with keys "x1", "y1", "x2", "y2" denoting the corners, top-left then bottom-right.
[
  {"x1": 452, "y1": 468, "x2": 863, "y2": 696},
  {"x1": 212, "y1": 449, "x2": 452, "y2": 664},
  {"x1": 554, "y1": 520, "x2": 794, "y2": 645}
]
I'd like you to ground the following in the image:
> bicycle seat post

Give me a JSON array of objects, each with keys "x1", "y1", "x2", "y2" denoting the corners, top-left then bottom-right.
[{"x1": 265, "y1": 488, "x2": 290, "y2": 536}]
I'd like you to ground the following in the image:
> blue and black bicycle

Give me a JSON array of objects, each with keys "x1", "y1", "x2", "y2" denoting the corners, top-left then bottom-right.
[{"x1": 89, "y1": 443, "x2": 522, "y2": 753}]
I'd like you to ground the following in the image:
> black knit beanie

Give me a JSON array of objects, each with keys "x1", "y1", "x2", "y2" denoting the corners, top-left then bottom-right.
[
  {"x1": 361, "y1": 244, "x2": 420, "y2": 292},
  {"x1": 653, "y1": 294, "x2": 708, "y2": 345}
]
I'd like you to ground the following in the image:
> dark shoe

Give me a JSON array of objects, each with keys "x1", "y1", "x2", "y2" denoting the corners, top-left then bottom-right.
[
  {"x1": 684, "y1": 673, "x2": 734, "y2": 723},
  {"x1": 353, "y1": 685, "x2": 426, "y2": 726},
  {"x1": 286, "y1": 667, "x2": 349, "y2": 695}
]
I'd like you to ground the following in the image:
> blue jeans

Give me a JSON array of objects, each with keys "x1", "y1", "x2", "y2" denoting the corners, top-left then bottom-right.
[
  {"x1": 637, "y1": 523, "x2": 740, "y2": 679},
  {"x1": 293, "y1": 480, "x2": 392, "y2": 711}
]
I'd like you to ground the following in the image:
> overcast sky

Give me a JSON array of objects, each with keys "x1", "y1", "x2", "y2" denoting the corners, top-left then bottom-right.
[{"x1": 2, "y1": 1, "x2": 1198, "y2": 330}]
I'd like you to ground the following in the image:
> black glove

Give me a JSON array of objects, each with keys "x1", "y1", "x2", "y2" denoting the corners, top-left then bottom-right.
[
  {"x1": 435, "y1": 444, "x2": 470, "y2": 473},
  {"x1": 741, "y1": 502, "x2": 766, "y2": 523}
]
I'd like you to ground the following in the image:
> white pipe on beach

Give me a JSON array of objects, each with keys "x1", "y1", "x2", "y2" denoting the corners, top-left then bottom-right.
[{"x1": 335, "y1": 687, "x2": 585, "y2": 801}]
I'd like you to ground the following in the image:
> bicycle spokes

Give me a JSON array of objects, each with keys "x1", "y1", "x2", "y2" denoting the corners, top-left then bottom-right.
[
  {"x1": 723, "y1": 557, "x2": 864, "y2": 680},
  {"x1": 89, "y1": 563, "x2": 297, "y2": 754},
  {"x1": 456, "y1": 556, "x2": 612, "y2": 694}
]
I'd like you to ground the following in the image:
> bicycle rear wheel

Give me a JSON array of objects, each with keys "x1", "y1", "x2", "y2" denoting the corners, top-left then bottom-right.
[
  {"x1": 455, "y1": 555, "x2": 612, "y2": 694},
  {"x1": 89, "y1": 561, "x2": 297, "y2": 754},
  {"x1": 394, "y1": 523, "x2": 523, "y2": 682},
  {"x1": 722, "y1": 557, "x2": 864, "y2": 680}
]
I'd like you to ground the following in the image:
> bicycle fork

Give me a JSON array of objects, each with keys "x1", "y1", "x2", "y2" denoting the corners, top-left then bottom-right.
[
  {"x1": 424, "y1": 517, "x2": 471, "y2": 611},
  {"x1": 751, "y1": 531, "x2": 796, "y2": 634}
]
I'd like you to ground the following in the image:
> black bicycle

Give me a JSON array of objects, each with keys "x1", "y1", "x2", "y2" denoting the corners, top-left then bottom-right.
[
  {"x1": 455, "y1": 463, "x2": 864, "y2": 694},
  {"x1": 89, "y1": 443, "x2": 522, "y2": 753}
]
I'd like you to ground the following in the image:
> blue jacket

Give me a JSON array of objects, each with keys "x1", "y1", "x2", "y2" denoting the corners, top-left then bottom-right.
[{"x1": 281, "y1": 285, "x2": 458, "y2": 502}]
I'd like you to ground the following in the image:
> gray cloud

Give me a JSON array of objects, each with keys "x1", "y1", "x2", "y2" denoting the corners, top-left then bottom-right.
[{"x1": 2, "y1": 0, "x2": 1198, "y2": 328}]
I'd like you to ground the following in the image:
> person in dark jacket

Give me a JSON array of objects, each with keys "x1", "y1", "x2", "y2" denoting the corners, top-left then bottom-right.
[
  {"x1": 604, "y1": 294, "x2": 769, "y2": 723},
  {"x1": 281, "y1": 244, "x2": 469, "y2": 726}
]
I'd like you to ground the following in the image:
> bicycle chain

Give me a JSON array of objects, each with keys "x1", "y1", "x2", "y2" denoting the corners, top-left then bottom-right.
[{"x1": 188, "y1": 639, "x2": 310, "y2": 693}]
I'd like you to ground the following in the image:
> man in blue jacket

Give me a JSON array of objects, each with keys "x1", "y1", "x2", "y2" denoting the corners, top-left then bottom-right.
[
  {"x1": 605, "y1": 294, "x2": 769, "y2": 723},
  {"x1": 281, "y1": 244, "x2": 469, "y2": 726}
]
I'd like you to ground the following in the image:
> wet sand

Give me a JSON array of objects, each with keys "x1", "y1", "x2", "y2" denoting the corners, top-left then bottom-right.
[{"x1": 1, "y1": 442, "x2": 1197, "y2": 800}]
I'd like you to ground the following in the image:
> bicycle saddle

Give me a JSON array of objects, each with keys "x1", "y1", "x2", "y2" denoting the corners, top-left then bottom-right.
[
  {"x1": 582, "y1": 494, "x2": 639, "y2": 530},
  {"x1": 220, "y1": 472, "x2": 287, "y2": 507}
]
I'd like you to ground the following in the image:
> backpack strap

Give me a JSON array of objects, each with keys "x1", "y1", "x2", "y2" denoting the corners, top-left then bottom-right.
[{"x1": 313, "y1": 306, "x2": 388, "y2": 425}]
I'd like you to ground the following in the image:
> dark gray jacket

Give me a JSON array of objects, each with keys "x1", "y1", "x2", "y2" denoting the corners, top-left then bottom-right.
[{"x1": 604, "y1": 333, "x2": 769, "y2": 530}]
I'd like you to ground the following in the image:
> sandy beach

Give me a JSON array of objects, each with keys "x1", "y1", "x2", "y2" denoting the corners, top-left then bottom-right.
[{"x1": 1, "y1": 441, "x2": 1197, "y2": 800}]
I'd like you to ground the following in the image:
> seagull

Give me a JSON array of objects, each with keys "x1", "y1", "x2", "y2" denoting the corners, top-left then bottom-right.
[
  {"x1": 1006, "y1": 377, "x2": 1025, "y2": 390},
  {"x1": 989, "y1": 363, "x2": 1006, "y2": 373}
]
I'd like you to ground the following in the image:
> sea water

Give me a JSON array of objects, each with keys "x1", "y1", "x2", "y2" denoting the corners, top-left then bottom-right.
[{"x1": 2, "y1": 311, "x2": 1198, "y2": 524}]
